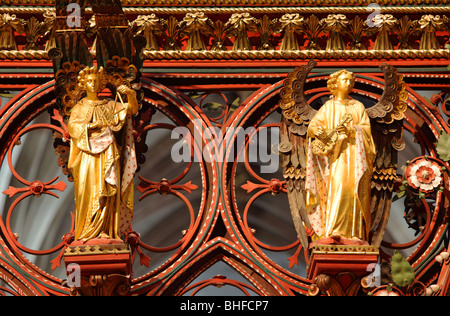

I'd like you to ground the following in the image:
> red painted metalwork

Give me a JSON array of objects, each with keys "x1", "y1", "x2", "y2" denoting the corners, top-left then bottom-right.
[{"x1": 0, "y1": 1, "x2": 449, "y2": 296}]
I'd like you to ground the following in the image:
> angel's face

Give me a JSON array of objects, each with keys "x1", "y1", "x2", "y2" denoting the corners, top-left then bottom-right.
[
  {"x1": 336, "y1": 73, "x2": 355, "y2": 94},
  {"x1": 85, "y1": 74, "x2": 101, "y2": 94}
]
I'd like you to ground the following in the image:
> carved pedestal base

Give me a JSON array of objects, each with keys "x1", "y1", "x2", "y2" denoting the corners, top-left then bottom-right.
[
  {"x1": 63, "y1": 242, "x2": 132, "y2": 296},
  {"x1": 307, "y1": 244, "x2": 379, "y2": 296}
]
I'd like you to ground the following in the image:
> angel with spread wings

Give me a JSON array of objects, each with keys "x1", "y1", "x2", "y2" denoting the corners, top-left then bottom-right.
[
  {"x1": 279, "y1": 60, "x2": 407, "y2": 250},
  {"x1": 305, "y1": 69, "x2": 376, "y2": 246}
]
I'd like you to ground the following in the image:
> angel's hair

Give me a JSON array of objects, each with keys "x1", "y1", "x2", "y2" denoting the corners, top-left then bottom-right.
[
  {"x1": 327, "y1": 69, "x2": 355, "y2": 96},
  {"x1": 77, "y1": 66, "x2": 109, "y2": 92}
]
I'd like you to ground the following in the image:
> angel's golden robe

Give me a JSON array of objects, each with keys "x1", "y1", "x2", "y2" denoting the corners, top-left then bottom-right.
[
  {"x1": 68, "y1": 98, "x2": 137, "y2": 241},
  {"x1": 306, "y1": 99, "x2": 375, "y2": 241}
]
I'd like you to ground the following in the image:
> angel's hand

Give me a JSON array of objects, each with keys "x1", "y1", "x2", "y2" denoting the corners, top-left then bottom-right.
[
  {"x1": 315, "y1": 127, "x2": 326, "y2": 139},
  {"x1": 117, "y1": 85, "x2": 139, "y2": 115},
  {"x1": 336, "y1": 125, "x2": 355, "y2": 137},
  {"x1": 117, "y1": 85, "x2": 135, "y2": 96},
  {"x1": 336, "y1": 125, "x2": 348, "y2": 134},
  {"x1": 88, "y1": 120, "x2": 103, "y2": 130}
]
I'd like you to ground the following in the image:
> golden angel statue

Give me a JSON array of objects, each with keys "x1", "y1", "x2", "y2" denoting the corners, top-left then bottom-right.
[
  {"x1": 279, "y1": 60, "x2": 407, "y2": 249},
  {"x1": 305, "y1": 69, "x2": 375, "y2": 245},
  {"x1": 68, "y1": 66, "x2": 139, "y2": 242},
  {"x1": 48, "y1": 0, "x2": 147, "y2": 246},
  {"x1": 48, "y1": 6, "x2": 147, "y2": 247}
]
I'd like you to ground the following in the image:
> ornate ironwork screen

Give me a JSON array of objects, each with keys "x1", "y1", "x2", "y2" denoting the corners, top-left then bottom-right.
[{"x1": 0, "y1": 0, "x2": 450, "y2": 296}]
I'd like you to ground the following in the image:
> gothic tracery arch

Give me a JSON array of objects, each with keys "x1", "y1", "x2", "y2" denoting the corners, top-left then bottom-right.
[{"x1": 1, "y1": 0, "x2": 450, "y2": 297}]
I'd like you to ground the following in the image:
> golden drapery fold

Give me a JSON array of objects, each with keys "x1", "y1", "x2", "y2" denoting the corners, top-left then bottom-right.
[
  {"x1": 68, "y1": 98, "x2": 137, "y2": 241},
  {"x1": 305, "y1": 98, "x2": 375, "y2": 242}
]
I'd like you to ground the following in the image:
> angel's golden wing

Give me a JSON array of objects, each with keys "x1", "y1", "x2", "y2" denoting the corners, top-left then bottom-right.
[
  {"x1": 279, "y1": 60, "x2": 317, "y2": 250},
  {"x1": 49, "y1": 31, "x2": 93, "y2": 115},
  {"x1": 366, "y1": 63, "x2": 408, "y2": 246}
]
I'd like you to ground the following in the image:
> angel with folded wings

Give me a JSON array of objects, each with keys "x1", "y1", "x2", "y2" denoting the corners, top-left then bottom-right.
[
  {"x1": 67, "y1": 65, "x2": 138, "y2": 242},
  {"x1": 279, "y1": 60, "x2": 407, "y2": 249},
  {"x1": 49, "y1": 0, "x2": 146, "y2": 242}
]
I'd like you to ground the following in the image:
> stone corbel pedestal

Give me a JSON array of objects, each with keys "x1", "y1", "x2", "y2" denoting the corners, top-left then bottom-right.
[
  {"x1": 63, "y1": 242, "x2": 133, "y2": 296},
  {"x1": 307, "y1": 245, "x2": 379, "y2": 296}
]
